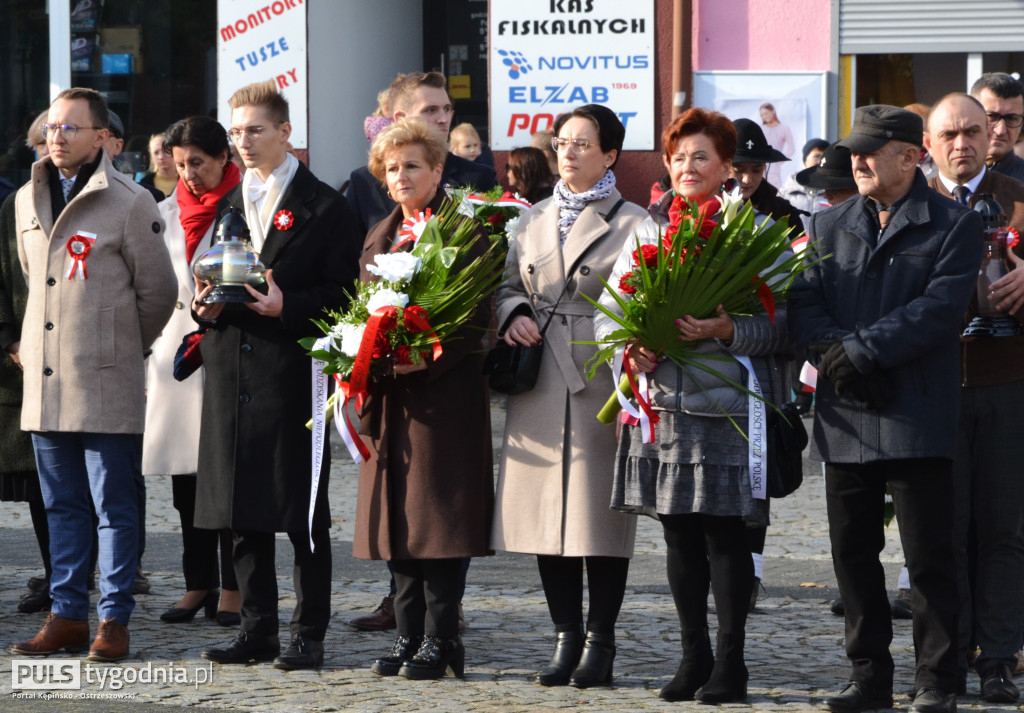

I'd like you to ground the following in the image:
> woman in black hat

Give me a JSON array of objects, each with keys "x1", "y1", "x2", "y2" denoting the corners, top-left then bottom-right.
[
  {"x1": 794, "y1": 143, "x2": 859, "y2": 208},
  {"x1": 781, "y1": 138, "x2": 830, "y2": 215},
  {"x1": 731, "y1": 118, "x2": 805, "y2": 229}
]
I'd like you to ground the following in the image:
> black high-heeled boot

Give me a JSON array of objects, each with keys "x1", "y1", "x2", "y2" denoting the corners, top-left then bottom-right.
[
  {"x1": 398, "y1": 636, "x2": 465, "y2": 679},
  {"x1": 533, "y1": 627, "x2": 583, "y2": 687},
  {"x1": 568, "y1": 631, "x2": 615, "y2": 688},
  {"x1": 371, "y1": 634, "x2": 423, "y2": 676},
  {"x1": 695, "y1": 632, "x2": 748, "y2": 704},
  {"x1": 660, "y1": 627, "x2": 714, "y2": 701}
]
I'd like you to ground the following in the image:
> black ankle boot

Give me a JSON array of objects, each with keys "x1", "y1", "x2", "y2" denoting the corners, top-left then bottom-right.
[
  {"x1": 695, "y1": 632, "x2": 748, "y2": 704},
  {"x1": 533, "y1": 627, "x2": 583, "y2": 687},
  {"x1": 568, "y1": 631, "x2": 615, "y2": 688},
  {"x1": 397, "y1": 636, "x2": 465, "y2": 679},
  {"x1": 370, "y1": 634, "x2": 422, "y2": 676},
  {"x1": 660, "y1": 627, "x2": 714, "y2": 701}
]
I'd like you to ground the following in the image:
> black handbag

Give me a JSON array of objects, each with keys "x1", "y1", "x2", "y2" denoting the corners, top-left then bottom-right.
[
  {"x1": 484, "y1": 199, "x2": 625, "y2": 395},
  {"x1": 765, "y1": 400, "x2": 808, "y2": 498}
]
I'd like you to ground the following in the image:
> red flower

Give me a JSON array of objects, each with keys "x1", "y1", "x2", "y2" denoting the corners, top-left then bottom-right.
[
  {"x1": 667, "y1": 194, "x2": 687, "y2": 233},
  {"x1": 618, "y1": 271, "x2": 636, "y2": 294},
  {"x1": 375, "y1": 306, "x2": 399, "y2": 333},
  {"x1": 395, "y1": 345, "x2": 412, "y2": 365},
  {"x1": 403, "y1": 305, "x2": 431, "y2": 333},
  {"x1": 631, "y1": 243, "x2": 661, "y2": 267},
  {"x1": 371, "y1": 330, "x2": 391, "y2": 358},
  {"x1": 487, "y1": 212, "x2": 503, "y2": 226},
  {"x1": 696, "y1": 217, "x2": 718, "y2": 241}
]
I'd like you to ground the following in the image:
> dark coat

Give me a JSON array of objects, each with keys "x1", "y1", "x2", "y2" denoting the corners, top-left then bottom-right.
[
  {"x1": 750, "y1": 179, "x2": 806, "y2": 229},
  {"x1": 345, "y1": 153, "x2": 498, "y2": 237},
  {"x1": 928, "y1": 169, "x2": 1024, "y2": 387},
  {"x1": 0, "y1": 192, "x2": 35, "y2": 478},
  {"x1": 790, "y1": 170, "x2": 982, "y2": 463},
  {"x1": 353, "y1": 192, "x2": 494, "y2": 561},
  {"x1": 194, "y1": 162, "x2": 361, "y2": 532}
]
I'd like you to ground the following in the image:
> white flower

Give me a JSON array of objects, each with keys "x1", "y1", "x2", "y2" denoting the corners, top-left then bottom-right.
[
  {"x1": 504, "y1": 215, "x2": 520, "y2": 241},
  {"x1": 366, "y1": 252, "x2": 421, "y2": 284},
  {"x1": 365, "y1": 287, "x2": 409, "y2": 314},
  {"x1": 338, "y1": 322, "x2": 366, "y2": 357},
  {"x1": 719, "y1": 185, "x2": 744, "y2": 227}
]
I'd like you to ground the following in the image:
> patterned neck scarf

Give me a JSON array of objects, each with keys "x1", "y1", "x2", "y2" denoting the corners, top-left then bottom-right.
[{"x1": 552, "y1": 170, "x2": 616, "y2": 246}]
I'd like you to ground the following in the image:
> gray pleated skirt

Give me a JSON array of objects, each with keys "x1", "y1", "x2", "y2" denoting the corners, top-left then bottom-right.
[{"x1": 612, "y1": 410, "x2": 769, "y2": 527}]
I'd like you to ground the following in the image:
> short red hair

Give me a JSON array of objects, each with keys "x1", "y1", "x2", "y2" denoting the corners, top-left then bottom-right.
[{"x1": 662, "y1": 108, "x2": 737, "y2": 163}]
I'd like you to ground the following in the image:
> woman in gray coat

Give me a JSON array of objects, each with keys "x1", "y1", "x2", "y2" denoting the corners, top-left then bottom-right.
[
  {"x1": 493, "y1": 105, "x2": 646, "y2": 689},
  {"x1": 595, "y1": 108, "x2": 792, "y2": 705}
]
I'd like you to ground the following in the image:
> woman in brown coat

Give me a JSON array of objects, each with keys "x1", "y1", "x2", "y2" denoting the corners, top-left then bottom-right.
[
  {"x1": 354, "y1": 118, "x2": 493, "y2": 680},
  {"x1": 492, "y1": 105, "x2": 646, "y2": 689}
]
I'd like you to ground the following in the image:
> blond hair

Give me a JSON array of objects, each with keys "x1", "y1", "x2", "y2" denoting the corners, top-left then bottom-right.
[
  {"x1": 368, "y1": 117, "x2": 447, "y2": 184},
  {"x1": 450, "y1": 122, "x2": 480, "y2": 144},
  {"x1": 25, "y1": 110, "x2": 48, "y2": 149},
  {"x1": 228, "y1": 79, "x2": 289, "y2": 123}
]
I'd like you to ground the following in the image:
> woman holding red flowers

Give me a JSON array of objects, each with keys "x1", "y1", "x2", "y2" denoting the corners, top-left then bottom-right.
[
  {"x1": 492, "y1": 104, "x2": 647, "y2": 690},
  {"x1": 355, "y1": 117, "x2": 493, "y2": 681},
  {"x1": 595, "y1": 108, "x2": 794, "y2": 704}
]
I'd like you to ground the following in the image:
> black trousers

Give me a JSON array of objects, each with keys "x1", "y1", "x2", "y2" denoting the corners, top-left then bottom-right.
[
  {"x1": 392, "y1": 558, "x2": 463, "y2": 639},
  {"x1": 535, "y1": 555, "x2": 629, "y2": 635},
  {"x1": 171, "y1": 475, "x2": 237, "y2": 592},
  {"x1": 825, "y1": 458, "x2": 959, "y2": 692},
  {"x1": 232, "y1": 528, "x2": 332, "y2": 641}
]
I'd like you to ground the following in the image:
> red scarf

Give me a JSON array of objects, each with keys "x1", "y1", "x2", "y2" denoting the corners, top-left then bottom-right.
[{"x1": 176, "y1": 161, "x2": 241, "y2": 262}]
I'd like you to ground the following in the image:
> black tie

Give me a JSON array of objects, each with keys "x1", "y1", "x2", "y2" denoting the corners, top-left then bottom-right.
[{"x1": 952, "y1": 185, "x2": 971, "y2": 205}]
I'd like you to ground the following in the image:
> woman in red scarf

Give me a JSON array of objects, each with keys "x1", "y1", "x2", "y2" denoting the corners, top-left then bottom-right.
[{"x1": 142, "y1": 116, "x2": 241, "y2": 626}]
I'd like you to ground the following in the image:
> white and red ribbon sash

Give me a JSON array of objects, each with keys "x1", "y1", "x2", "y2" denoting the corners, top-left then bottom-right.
[
  {"x1": 612, "y1": 344, "x2": 659, "y2": 444},
  {"x1": 734, "y1": 355, "x2": 767, "y2": 500},
  {"x1": 309, "y1": 350, "x2": 329, "y2": 552},
  {"x1": 65, "y1": 231, "x2": 96, "y2": 280}
]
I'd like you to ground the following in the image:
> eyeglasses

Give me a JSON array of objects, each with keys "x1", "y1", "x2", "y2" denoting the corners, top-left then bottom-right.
[
  {"x1": 227, "y1": 122, "x2": 283, "y2": 144},
  {"x1": 41, "y1": 124, "x2": 102, "y2": 140},
  {"x1": 551, "y1": 138, "x2": 591, "y2": 154},
  {"x1": 986, "y1": 112, "x2": 1024, "y2": 129}
]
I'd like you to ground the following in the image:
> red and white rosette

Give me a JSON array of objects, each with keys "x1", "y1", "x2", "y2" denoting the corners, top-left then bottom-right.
[
  {"x1": 273, "y1": 209, "x2": 294, "y2": 231},
  {"x1": 393, "y1": 208, "x2": 432, "y2": 251},
  {"x1": 65, "y1": 232, "x2": 97, "y2": 280}
]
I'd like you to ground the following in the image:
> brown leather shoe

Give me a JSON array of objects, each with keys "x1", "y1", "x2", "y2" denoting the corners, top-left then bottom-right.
[
  {"x1": 11, "y1": 613, "x2": 89, "y2": 655},
  {"x1": 87, "y1": 619, "x2": 130, "y2": 662},
  {"x1": 349, "y1": 594, "x2": 396, "y2": 631}
]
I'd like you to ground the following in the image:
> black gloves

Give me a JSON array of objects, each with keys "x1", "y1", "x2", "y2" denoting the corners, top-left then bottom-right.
[{"x1": 810, "y1": 340, "x2": 893, "y2": 411}]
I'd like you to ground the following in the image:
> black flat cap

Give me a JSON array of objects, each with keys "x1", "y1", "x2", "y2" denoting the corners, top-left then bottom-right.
[
  {"x1": 795, "y1": 143, "x2": 857, "y2": 191},
  {"x1": 732, "y1": 119, "x2": 789, "y2": 163},
  {"x1": 837, "y1": 104, "x2": 923, "y2": 153},
  {"x1": 108, "y1": 110, "x2": 125, "y2": 140}
]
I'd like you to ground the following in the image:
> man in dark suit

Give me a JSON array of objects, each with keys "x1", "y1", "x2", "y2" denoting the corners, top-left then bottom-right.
[
  {"x1": 345, "y1": 71, "x2": 497, "y2": 237},
  {"x1": 195, "y1": 80, "x2": 360, "y2": 670},
  {"x1": 791, "y1": 105, "x2": 982, "y2": 713},
  {"x1": 971, "y1": 73, "x2": 1024, "y2": 184},
  {"x1": 925, "y1": 92, "x2": 1024, "y2": 704}
]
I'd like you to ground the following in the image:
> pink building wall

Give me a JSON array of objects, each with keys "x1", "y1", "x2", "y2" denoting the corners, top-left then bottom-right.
[{"x1": 694, "y1": 0, "x2": 832, "y2": 71}]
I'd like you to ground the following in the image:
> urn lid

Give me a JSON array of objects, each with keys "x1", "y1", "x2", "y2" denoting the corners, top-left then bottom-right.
[{"x1": 214, "y1": 207, "x2": 250, "y2": 242}]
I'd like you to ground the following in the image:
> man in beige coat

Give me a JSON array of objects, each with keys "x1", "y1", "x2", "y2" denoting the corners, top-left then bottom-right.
[{"x1": 11, "y1": 88, "x2": 175, "y2": 663}]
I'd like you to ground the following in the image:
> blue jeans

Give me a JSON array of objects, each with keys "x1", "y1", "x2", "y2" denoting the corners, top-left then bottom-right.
[{"x1": 32, "y1": 432, "x2": 141, "y2": 625}]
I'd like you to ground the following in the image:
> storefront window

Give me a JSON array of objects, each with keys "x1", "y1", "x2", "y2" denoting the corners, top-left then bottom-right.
[
  {"x1": 855, "y1": 53, "x2": 968, "y2": 109},
  {"x1": 0, "y1": 1, "x2": 50, "y2": 188},
  {"x1": 70, "y1": 0, "x2": 217, "y2": 173}
]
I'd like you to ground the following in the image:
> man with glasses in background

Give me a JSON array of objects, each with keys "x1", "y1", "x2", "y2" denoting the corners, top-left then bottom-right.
[
  {"x1": 971, "y1": 72, "x2": 1024, "y2": 183},
  {"x1": 11, "y1": 87, "x2": 176, "y2": 662},
  {"x1": 196, "y1": 79, "x2": 360, "y2": 670}
]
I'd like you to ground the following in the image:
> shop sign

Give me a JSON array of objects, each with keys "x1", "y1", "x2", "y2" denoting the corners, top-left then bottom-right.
[
  {"x1": 489, "y1": 0, "x2": 655, "y2": 150},
  {"x1": 217, "y1": 0, "x2": 308, "y2": 148}
]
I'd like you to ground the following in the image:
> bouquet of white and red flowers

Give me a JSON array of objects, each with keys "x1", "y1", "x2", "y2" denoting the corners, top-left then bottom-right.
[
  {"x1": 452, "y1": 185, "x2": 532, "y2": 246},
  {"x1": 587, "y1": 190, "x2": 819, "y2": 428},
  {"x1": 301, "y1": 197, "x2": 505, "y2": 461}
]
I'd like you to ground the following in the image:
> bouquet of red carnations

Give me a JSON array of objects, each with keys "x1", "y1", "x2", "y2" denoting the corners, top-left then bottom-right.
[
  {"x1": 586, "y1": 190, "x2": 817, "y2": 426},
  {"x1": 301, "y1": 197, "x2": 505, "y2": 460}
]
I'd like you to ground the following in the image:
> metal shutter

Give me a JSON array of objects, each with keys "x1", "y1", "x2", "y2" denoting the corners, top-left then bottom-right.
[{"x1": 839, "y1": 0, "x2": 1024, "y2": 54}]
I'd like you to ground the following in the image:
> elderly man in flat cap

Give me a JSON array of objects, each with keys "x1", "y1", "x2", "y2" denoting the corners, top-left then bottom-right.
[{"x1": 791, "y1": 105, "x2": 983, "y2": 713}]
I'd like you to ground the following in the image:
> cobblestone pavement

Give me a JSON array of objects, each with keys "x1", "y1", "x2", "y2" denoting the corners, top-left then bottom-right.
[{"x1": 0, "y1": 407, "x2": 1007, "y2": 712}]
